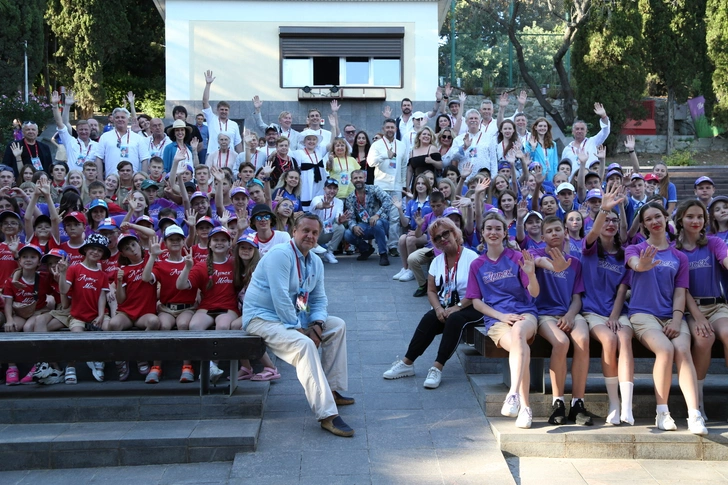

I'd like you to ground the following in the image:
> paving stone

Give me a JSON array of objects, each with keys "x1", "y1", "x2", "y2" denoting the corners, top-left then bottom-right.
[
  {"x1": 120, "y1": 420, "x2": 197, "y2": 447},
  {"x1": 229, "y1": 451, "x2": 302, "y2": 479},
  {"x1": 90, "y1": 464, "x2": 167, "y2": 483},
  {"x1": 158, "y1": 462, "x2": 231, "y2": 484},
  {"x1": 299, "y1": 449, "x2": 370, "y2": 476}
]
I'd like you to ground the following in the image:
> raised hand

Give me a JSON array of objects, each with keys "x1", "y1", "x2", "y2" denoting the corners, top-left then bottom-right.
[
  {"x1": 517, "y1": 90, "x2": 528, "y2": 106},
  {"x1": 50, "y1": 91, "x2": 60, "y2": 105},
  {"x1": 463, "y1": 133, "x2": 472, "y2": 149},
  {"x1": 56, "y1": 255, "x2": 69, "y2": 274},
  {"x1": 414, "y1": 209, "x2": 425, "y2": 228},
  {"x1": 498, "y1": 91, "x2": 509, "y2": 108},
  {"x1": 190, "y1": 137, "x2": 199, "y2": 150},
  {"x1": 435, "y1": 86, "x2": 443, "y2": 101},
  {"x1": 519, "y1": 249, "x2": 536, "y2": 274},
  {"x1": 6, "y1": 235, "x2": 19, "y2": 254},
  {"x1": 204, "y1": 70, "x2": 216, "y2": 84},
  {"x1": 220, "y1": 209, "x2": 231, "y2": 227},
  {"x1": 635, "y1": 245, "x2": 661, "y2": 272},
  {"x1": 460, "y1": 161, "x2": 473, "y2": 178},
  {"x1": 65, "y1": 90, "x2": 76, "y2": 106},
  {"x1": 10, "y1": 142, "x2": 22, "y2": 158},
  {"x1": 127, "y1": 91, "x2": 135, "y2": 106},
  {"x1": 517, "y1": 200, "x2": 529, "y2": 220},
  {"x1": 252, "y1": 95, "x2": 263, "y2": 111},
  {"x1": 623, "y1": 135, "x2": 635, "y2": 152},
  {"x1": 597, "y1": 145, "x2": 607, "y2": 160},
  {"x1": 576, "y1": 147, "x2": 588, "y2": 166},
  {"x1": 183, "y1": 247, "x2": 194, "y2": 269},
  {"x1": 547, "y1": 247, "x2": 572, "y2": 273},
  {"x1": 534, "y1": 172, "x2": 545, "y2": 185},
  {"x1": 330, "y1": 99, "x2": 340, "y2": 113},
  {"x1": 391, "y1": 197, "x2": 402, "y2": 209},
  {"x1": 210, "y1": 165, "x2": 224, "y2": 182},
  {"x1": 185, "y1": 208, "x2": 197, "y2": 227},
  {"x1": 506, "y1": 149, "x2": 517, "y2": 164},
  {"x1": 173, "y1": 150, "x2": 186, "y2": 164},
  {"x1": 458, "y1": 91, "x2": 467, "y2": 104},
  {"x1": 593, "y1": 102, "x2": 607, "y2": 118},
  {"x1": 601, "y1": 183, "x2": 625, "y2": 212},
  {"x1": 382, "y1": 105, "x2": 392, "y2": 118},
  {"x1": 338, "y1": 210, "x2": 351, "y2": 224},
  {"x1": 262, "y1": 160, "x2": 274, "y2": 176},
  {"x1": 149, "y1": 235, "x2": 162, "y2": 258},
  {"x1": 474, "y1": 177, "x2": 490, "y2": 194},
  {"x1": 444, "y1": 82, "x2": 453, "y2": 97}
]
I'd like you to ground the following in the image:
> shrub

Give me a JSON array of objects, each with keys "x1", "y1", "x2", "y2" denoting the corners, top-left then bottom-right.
[
  {"x1": 663, "y1": 148, "x2": 696, "y2": 166},
  {"x1": 0, "y1": 92, "x2": 53, "y2": 153}
]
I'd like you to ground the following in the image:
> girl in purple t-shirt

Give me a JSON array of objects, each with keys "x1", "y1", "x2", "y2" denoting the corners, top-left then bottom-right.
[
  {"x1": 581, "y1": 185, "x2": 634, "y2": 426},
  {"x1": 564, "y1": 210, "x2": 584, "y2": 257},
  {"x1": 708, "y1": 196, "x2": 728, "y2": 301},
  {"x1": 626, "y1": 202, "x2": 707, "y2": 435},
  {"x1": 675, "y1": 199, "x2": 728, "y2": 420},
  {"x1": 466, "y1": 212, "x2": 539, "y2": 429}
]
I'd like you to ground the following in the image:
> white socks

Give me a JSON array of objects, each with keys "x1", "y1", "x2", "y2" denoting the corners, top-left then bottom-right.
[
  {"x1": 619, "y1": 381, "x2": 634, "y2": 425},
  {"x1": 605, "y1": 377, "x2": 620, "y2": 425},
  {"x1": 553, "y1": 395, "x2": 565, "y2": 405}
]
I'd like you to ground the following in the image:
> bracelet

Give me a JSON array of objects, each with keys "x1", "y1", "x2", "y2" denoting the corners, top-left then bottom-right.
[
  {"x1": 673, "y1": 309, "x2": 684, "y2": 314},
  {"x1": 443, "y1": 96, "x2": 449, "y2": 99},
  {"x1": 628, "y1": 150, "x2": 635, "y2": 154},
  {"x1": 599, "y1": 209, "x2": 612, "y2": 215}
]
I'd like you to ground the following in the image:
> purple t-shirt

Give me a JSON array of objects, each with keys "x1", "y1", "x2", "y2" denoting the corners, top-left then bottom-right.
[
  {"x1": 518, "y1": 235, "x2": 546, "y2": 251},
  {"x1": 149, "y1": 199, "x2": 183, "y2": 221},
  {"x1": 680, "y1": 236, "x2": 728, "y2": 298},
  {"x1": 580, "y1": 238, "x2": 630, "y2": 316},
  {"x1": 466, "y1": 248, "x2": 537, "y2": 329},
  {"x1": 583, "y1": 215, "x2": 595, "y2": 234},
  {"x1": 531, "y1": 248, "x2": 584, "y2": 315},
  {"x1": 567, "y1": 236, "x2": 582, "y2": 258},
  {"x1": 714, "y1": 230, "x2": 728, "y2": 298},
  {"x1": 625, "y1": 241, "x2": 689, "y2": 319}
]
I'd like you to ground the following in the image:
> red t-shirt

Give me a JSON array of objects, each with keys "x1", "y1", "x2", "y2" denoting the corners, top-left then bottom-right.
[
  {"x1": 28, "y1": 235, "x2": 60, "y2": 254},
  {"x1": 101, "y1": 251, "x2": 121, "y2": 282},
  {"x1": 191, "y1": 244, "x2": 208, "y2": 265},
  {"x1": 0, "y1": 242, "x2": 20, "y2": 283},
  {"x1": 59, "y1": 240, "x2": 84, "y2": 267},
  {"x1": 188, "y1": 258, "x2": 237, "y2": 312},
  {"x1": 117, "y1": 257, "x2": 157, "y2": 320},
  {"x1": 2, "y1": 272, "x2": 51, "y2": 310},
  {"x1": 65, "y1": 263, "x2": 110, "y2": 322},
  {"x1": 152, "y1": 258, "x2": 198, "y2": 305}
]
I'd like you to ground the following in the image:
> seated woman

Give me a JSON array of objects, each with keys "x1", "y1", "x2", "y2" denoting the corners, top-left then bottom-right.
[{"x1": 383, "y1": 218, "x2": 482, "y2": 388}]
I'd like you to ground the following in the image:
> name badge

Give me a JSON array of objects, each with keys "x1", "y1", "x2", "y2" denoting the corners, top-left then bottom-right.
[
  {"x1": 30, "y1": 157, "x2": 42, "y2": 171},
  {"x1": 389, "y1": 158, "x2": 397, "y2": 169},
  {"x1": 339, "y1": 173, "x2": 349, "y2": 185},
  {"x1": 119, "y1": 144, "x2": 129, "y2": 159}
]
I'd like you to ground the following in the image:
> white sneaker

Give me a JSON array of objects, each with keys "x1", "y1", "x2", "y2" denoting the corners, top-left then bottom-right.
[
  {"x1": 516, "y1": 406, "x2": 532, "y2": 428},
  {"x1": 656, "y1": 411, "x2": 677, "y2": 431},
  {"x1": 423, "y1": 367, "x2": 442, "y2": 389},
  {"x1": 321, "y1": 251, "x2": 338, "y2": 264},
  {"x1": 392, "y1": 268, "x2": 406, "y2": 280},
  {"x1": 86, "y1": 362, "x2": 105, "y2": 382},
  {"x1": 501, "y1": 393, "x2": 520, "y2": 417},
  {"x1": 209, "y1": 362, "x2": 224, "y2": 383},
  {"x1": 688, "y1": 413, "x2": 709, "y2": 436},
  {"x1": 383, "y1": 359, "x2": 415, "y2": 379},
  {"x1": 311, "y1": 245, "x2": 327, "y2": 254},
  {"x1": 398, "y1": 269, "x2": 415, "y2": 282}
]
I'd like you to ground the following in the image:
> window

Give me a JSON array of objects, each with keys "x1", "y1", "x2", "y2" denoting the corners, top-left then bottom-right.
[{"x1": 279, "y1": 27, "x2": 404, "y2": 88}]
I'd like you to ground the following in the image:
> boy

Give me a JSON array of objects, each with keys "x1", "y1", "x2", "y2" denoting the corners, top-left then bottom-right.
[
  {"x1": 59, "y1": 212, "x2": 88, "y2": 266},
  {"x1": 148, "y1": 156, "x2": 165, "y2": 184},
  {"x1": 694, "y1": 176, "x2": 715, "y2": 207},
  {"x1": 82, "y1": 161, "x2": 98, "y2": 184},
  {"x1": 555, "y1": 183, "x2": 579, "y2": 220},
  {"x1": 194, "y1": 165, "x2": 212, "y2": 193}
]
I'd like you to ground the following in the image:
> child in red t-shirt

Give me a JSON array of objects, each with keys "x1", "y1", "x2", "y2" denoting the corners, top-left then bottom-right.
[
  {"x1": 24, "y1": 179, "x2": 61, "y2": 254},
  {"x1": 59, "y1": 211, "x2": 87, "y2": 267}
]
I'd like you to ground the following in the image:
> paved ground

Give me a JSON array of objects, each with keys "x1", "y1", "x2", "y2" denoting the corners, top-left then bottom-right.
[{"x1": 0, "y1": 257, "x2": 725, "y2": 484}]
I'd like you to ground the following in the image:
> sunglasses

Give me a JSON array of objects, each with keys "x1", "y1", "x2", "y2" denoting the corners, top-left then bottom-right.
[
  {"x1": 345, "y1": 130, "x2": 356, "y2": 134},
  {"x1": 432, "y1": 230, "x2": 451, "y2": 244},
  {"x1": 254, "y1": 214, "x2": 272, "y2": 222},
  {"x1": 440, "y1": 135, "x2": 452, "y2": 140}
]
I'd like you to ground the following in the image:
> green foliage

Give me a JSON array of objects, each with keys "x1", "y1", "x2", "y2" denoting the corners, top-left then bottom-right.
[
  {"x1": 693, "y1": 115, "x2": 722, "y2": 138},
  {"x1": 572, "y1": 1, "x2": 647, "y2": 147},
  {"x1": 706, "y1": 0, "x2": 728, "y2": 126},
  {"x1": 663, "y1": 148, "x2": 696, "y2": 166},
  {"x1": 101, "y1": 73, "x2": 165, "y2": 117},
  {"x1": 0, "y1": 92, "x2": 52, "y2": 153},
  {"x1": 0, "y1": 0, "x2": 45, "y2": 97}
]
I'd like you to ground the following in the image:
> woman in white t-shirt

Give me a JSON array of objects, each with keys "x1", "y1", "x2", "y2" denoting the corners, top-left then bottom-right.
[{"x1": 383, "y1": 217, "x2": 482, "y2": 389}]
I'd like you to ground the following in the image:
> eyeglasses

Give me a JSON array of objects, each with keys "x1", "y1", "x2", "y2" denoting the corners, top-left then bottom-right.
[
  {"x1": 432, "y1": 230, "x2": 451, "y2": 244},
  {"x1": 440, "y1": 135, "x2": 452, "y2": 140},
  {"x1": 345, "y1": 130, "x2": 356, "y2": 135},
  {"x1": 603, "y1": 217, "x2": 620, "y2": 225},
  {"x1": 254, "y1": 214, "x2": 272, "y2": 222}
]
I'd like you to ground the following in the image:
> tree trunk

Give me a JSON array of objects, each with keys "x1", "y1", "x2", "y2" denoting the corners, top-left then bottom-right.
[
  {"x1": 553, "y1": 27, "x2": 576, "y2": 126},
  {"x1": 666, "y1": 87, "x2": 675, "y2": 155}
]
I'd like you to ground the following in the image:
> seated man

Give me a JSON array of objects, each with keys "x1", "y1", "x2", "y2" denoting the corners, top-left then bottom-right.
[
  {"x1": 310, "y1": 178, "x2": 349, "y2": 264},
  {"x1": 343, "y1": 169, "x2": 392, "y2": 266},
  {"x1": 243, "y1": 214, "x2": 355, "y2": 437}
]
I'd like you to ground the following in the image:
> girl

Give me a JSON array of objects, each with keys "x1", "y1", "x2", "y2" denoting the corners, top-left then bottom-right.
[
  {"x1": 443, "y1": 165, "x2": 460, "y2": 185},
  {"x1": 326, "y1": 137, "x2": 356, "y2": 200},
  {"x1": 524, "y1": 118, "x2": 558, "y2": 178},
  {"x1": 392, "y1": 174, "x2": 433, "y2": 282},
  {"x1": 230, "y1": 234, "x2": 280, "y2": 381},
  {"x1": 352, "y1": 131, "x2": 374, "y2": 185},
  {"x1": 708, "y1": 196, "x2": 728, "y2": 297},
  {"x1": 66, "y1": 170, "x2": 88, "y2": 203},
  {"x1": 437, "y1": 178, "x2": 456, "y2": 205},
  {"x1": 407, "y1": 127, "x2": 440, "y2": 189},
  {"x1": 539, "y1": 194, "x2": 558, "y2": 218},
  {"x1": 105, "y1": 174, "x2": 120, "y2": 202},
  {"x1": 142, "y1": 228, "x2": 199, "y2": 383},
  {"x1": 24, "y1": 180, "x2": 61, "y2": 252},
  {"x1": 582, "y1": 185, "x2": 634, "y2": 425},
  {"x1": 467, "y1": 212, "x2": 540, "y2": 428},
  {"x1": 384, "y1": 218, "x2": 482, "y2": 388},
  {"x1": 626, "y1": 202, "x2": 708, "y2": 435},
  {"x1": 516, "y1": 202, "x2": 545, "y2": 250},
  {"x1": 106, "y1": 233, "x2": 161, "y2": 382},
  {"x1": 274, "y1": 199, "x2": 296, "y2": 237},
  {"x1": 496, "y1": 120, "x2": 521, "y2": 170},
  {"x1": 271, "y1": 169, "x2": 302, "y2": 212},
  {"x1": 675, "y1": 199, "x2": 728, "y2": 419},
  {"x1": 190, "y1": 216, "x2": 214, "y2": 265},
  {"x1": 564, "y1": 210, "x2": 584, "y2": 257},
  {"x1": 652, "y1": 162, "x2": 678, "y2": 214},
  {"x1": 59, "y1": 211, "x2": 88, "y2": 266},
  {"x1": 489, "y1": 175, "x2": 511, "y2": 208},
  {"x1": 86, "y1": 198, "x2": 110, "y2": 235},
  {"x1": 496, "y1": 190, "x2": 518, "y2": 240},
  {"x1": 132, "y1": 172, "x2": 148, "y2": 191},
  {"x1": 434, "y1": 114, "x2": 452, "y2": 134},
  {"x1": 20, "y1": 165, "x2": 35, "y2": 184}
]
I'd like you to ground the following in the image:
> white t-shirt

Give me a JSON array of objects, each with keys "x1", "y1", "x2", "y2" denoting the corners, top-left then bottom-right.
[
  {"x1": 203, "y1": 107, "x2": 242, "y2": 153},
  {"x1": 57, "y1": 127, "x2": 97, "y2": 170},
  {"x1": 428, "y1": 247, "x2": 479, "y2": 308},
  {"x1": 147, "y1": 135, "x2": 173, "y2": 159},
  {"x1": 310, "y1": 195, "x2": 343, "y2": 234},
  {"x1": 95, "y1": 129, "x2": 150, "y2": 176},
  {"x1": 255, "y1": 230, "x2": 291, "y2": 255}
]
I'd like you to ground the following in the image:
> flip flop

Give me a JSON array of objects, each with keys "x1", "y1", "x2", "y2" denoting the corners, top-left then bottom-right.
[{"x1": 250, "y1": 367, "x2": 281, "y2": 381}]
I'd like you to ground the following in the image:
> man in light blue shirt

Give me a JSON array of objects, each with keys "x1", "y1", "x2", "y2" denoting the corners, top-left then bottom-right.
[{"x1": 243, "y1": 214, "x2": 354, "y2": 437}]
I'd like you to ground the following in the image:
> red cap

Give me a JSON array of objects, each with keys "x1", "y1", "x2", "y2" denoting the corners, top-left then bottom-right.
[
  {"x1": 643, "y1": 173, "x2": 659, "y2": 182},
  {"x1": 63, "y1": 211, "x2": 88, "y2": 225}
]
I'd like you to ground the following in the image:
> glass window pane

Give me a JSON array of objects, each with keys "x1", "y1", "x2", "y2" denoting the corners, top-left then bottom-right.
[
  {"x1": 282, "y1": 58, "x2": 311, "y2": 87},
  {"x1": 313, "y1": 57, "x2": 339, "y2": 86},
  {"x1": 345, "y1": 57, "x2": 370, "y2": 85},
  {"x1": 372, "y1": 58, "x2": 400, "y2": 86}
]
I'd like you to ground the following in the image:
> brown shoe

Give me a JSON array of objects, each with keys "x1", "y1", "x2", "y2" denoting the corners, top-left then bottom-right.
[
  {"x1": 320, "y1": 416, "x2": 355, "y2": 437},
  {"x1": 333, "y1": 391, "x2": 355, "y2": 406}
]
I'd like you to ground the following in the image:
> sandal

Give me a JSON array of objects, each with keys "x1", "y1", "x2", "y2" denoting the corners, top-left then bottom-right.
[
  {"x1": 228, "y1": 366, "x2": 254, "y2": 381},
  {"x1": 65, "y1": 366, "x2": 77, "y2": 385},
  {"x1": 251, "y1": 367, "x2": 281, "y2": 381}
]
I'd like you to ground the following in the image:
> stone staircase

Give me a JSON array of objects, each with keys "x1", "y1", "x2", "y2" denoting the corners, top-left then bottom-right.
[
  {"x1": 0, "y1": 363, "x2": 270, "y2": 471},
  {"x1": 666, "y1": 165, "x2": 728, "y2": 200}
]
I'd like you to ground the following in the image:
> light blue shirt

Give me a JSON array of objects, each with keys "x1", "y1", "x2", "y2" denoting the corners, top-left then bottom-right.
[{"x1": 242, "y1": 240, "x2": 328, "y2": 330}]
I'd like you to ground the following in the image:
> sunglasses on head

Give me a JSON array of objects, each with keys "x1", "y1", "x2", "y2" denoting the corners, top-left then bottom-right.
[
  {"x1": 22, "y1": 121, "x2": 36, "y2": 126},
  {"x1": 432, "y1": 230, "x2": 451, "y2": 244}
]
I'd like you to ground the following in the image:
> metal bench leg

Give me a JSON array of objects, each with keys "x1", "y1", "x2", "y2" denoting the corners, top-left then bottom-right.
[
  {"x1": 200, "y1": 360, "x2": 210, "y2": 396},
  {"x1": 530, "y1": 358, "x2": 545, "y2": 393},
  {"x1": 229, "y1": 360, "x2": 238, "y2": 396}
]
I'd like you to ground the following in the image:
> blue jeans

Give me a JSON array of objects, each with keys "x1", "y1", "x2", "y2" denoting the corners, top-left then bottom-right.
[{"x1": 345, "y1": 220, "x2": 389, "y2": 255}]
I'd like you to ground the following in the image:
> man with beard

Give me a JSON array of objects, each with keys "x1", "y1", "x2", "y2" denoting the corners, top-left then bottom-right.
[
  {"x1": 87, "y1": 118, "x2": 101, "y2": 142},
  {"x1": 344, "y1": 170, "x2": 392, "y2": 266}
]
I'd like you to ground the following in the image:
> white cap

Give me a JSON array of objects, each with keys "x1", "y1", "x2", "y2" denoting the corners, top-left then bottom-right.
[
  {"x1": 412, "y1": 111, "x2": 426, "y2": 120},
  {"x1": 164, "y1": 225, "x2": 185, "y2": 239},
  {"x1": 556, "y1": 182, "x2": 575, "y2": 194}
]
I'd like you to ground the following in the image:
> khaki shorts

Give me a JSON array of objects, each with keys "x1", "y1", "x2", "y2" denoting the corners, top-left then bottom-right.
[
  {"x1": 630, "y1": 313, "x2": 689, "y2": 340},
  {"x1": 159, "y1": 303, "x2": 196, "y2": 318},
  {"x1": 537, "y1": 314, "x2": 588, "y2": 329},
  {"x1": 487, "y1": 314, "x2": 538, "y2": 348},
  {"x1": 49, "y1": 307, "x2": 71, "y2": 327},
  {"x1": 690, "y1": 302, "x2": 728, "y2": 325},
  {"x1": 68, "y1": 315, "x2": 110, "y2": 331},
  {"x1": 583, "y1": 312, "x2": 633, "y2": 331}
]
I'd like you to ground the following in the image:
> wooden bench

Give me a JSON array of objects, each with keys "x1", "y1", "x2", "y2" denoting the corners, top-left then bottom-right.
[
  {"x1": 0, "y1": 331, "x2": 267, "y2": 396},
  {"x1": 467, "y1": 326, "x2": 726, "y2": 393}
]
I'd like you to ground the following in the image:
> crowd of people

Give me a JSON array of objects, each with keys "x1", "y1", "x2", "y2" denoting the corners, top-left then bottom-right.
[{"x1": 1, "y1": 72, "x2": 726, "y2": 438}]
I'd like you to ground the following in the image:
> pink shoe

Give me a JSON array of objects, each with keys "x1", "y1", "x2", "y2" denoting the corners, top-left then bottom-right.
[
  {"x1": 250, "y1": 367, "x2": 281, "y2": 381},
  {"x1": 20, "y1": 365, "x2": 37, "y2": 385},
  {"x1": 5, "y1": 367, "x2": 19, "y2": 386}
]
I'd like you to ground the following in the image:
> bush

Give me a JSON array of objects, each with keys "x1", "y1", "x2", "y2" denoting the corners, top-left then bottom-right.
[
  {"x1": 0, "y1": 92, "x2": 53, "y2": 153},
  {"x1": 663, "y1": 148, "x2": 696, "y2": 166}
]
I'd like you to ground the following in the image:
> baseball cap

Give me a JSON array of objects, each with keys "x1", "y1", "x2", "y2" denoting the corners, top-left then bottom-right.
[
  {"x1": 164, "y1": 225, "x2": 185, "y2": 239},
  {"x1": 97, "y1": 218, "x2": 118, "y2": 231},
  {"x1": 605, "y1": 170, "x2": 622, "y2": 180},
  {"x1": 695, "y1": 176, "x2": 714, "y2": 187},
  {"x1": 324, "y1": 177, "x2": 339, "y2": 187},
  {"x1": 195, "y1": 216, "x2": 215, "y2": 227},
  {"x1": 586, "y1": 189, "x2": 603, "y2": 201},
  {"x1": 18, "y1": 244, "x2": 43, "y2": 259},
  {"x1": 412, "y1": 111, "x2": 426, "y2": 120},
  {"x1": 708, "y1": 195, "x2": 728, "y2": 212},
  {"x1": 524, "y1": 211, "x2": 543, "y2": 222},
  {"x1": 63, "y1": 211, "x2": 87, "y2": 225},
  {"x1": 498, "y1": 161, "x2": 511, "y2": 170},
  {"x1": 230, "y1": 187, "x2": 249, "y2": 198},
  {"x1": 237, "y1": 234, "x2": 258, "y2": 248},
  {"x1": 442, "y1": 207, "x2": 462, "y2": 218},
  {"x1": 117, "y1": 232, "x2": 139, "y2": 248},
  {"x1": 41, "y1": 248, "x2": 67, "y2": 264},
  {"x1": 190, "y1": 191, "x2": 208, "y2": 202},
  {"x1": 606, "y1": 163, "x2": 623, "y2": 173},
  {"x1": 556, "y1": 183, "x2": 575, "y2": 194},
  {"x1": 643, "y1": 173, "x2": 659, "y2": 183},
  {"x1": 587, "y1": 159, "x2": 600, "y2": 168},
  {"x1": 209, "y1": 226, "x2": 231, "y2": 239},
  {"x1": 184, "y1": 181, "x2": 197, "y2": 192},
  {"x1": 528, "y1": 162, "x2": 541, "y2": 171},
  {"x1": 630, "y1": 173, "x2": 645, "y2": 181},
  {"x1": 135, "y1": 215, "x2": 155, "y2": 227},
  {"x1": 141, "y1": 179, "x2": 160, "y2": 190}
]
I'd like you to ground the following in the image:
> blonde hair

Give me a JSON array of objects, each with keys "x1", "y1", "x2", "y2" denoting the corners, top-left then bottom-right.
[{"x1": 428, "y1": 217, "x2": 463, "y2": 246}]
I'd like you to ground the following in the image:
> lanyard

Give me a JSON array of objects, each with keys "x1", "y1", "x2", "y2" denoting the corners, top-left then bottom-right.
[
  {"x1": 24, "y1": 140, "x2": 38, "y2": 158},
  {"x1": 444, "y1": 247, "x2": 461, "y2": 288},
  {"x1": 383, "y1": 139, "x2": 396, "y2": 157},
  {"x1": 115, "y1": 129, "x2": 130, "y2": 146},
  {"x1": 217, "y1": 150, "x2": 230, "y2": 168},
  {"x1": 305, "y1": 148, "x2": 318, "y2": 165},
  {"x1": 77, "y1": 139, "x2": 92, "y2": 157},
  {"x1": 482, "y1": 119, "x2": 492, "y2": 133},
  {"x1": 570, "y1": 138, "x2": 587, "y2": 153},
  {"x1": 290, "y1": 241, "x2": 304, "y2": 286},
  {"x1": 469, "y1": 131, "x2": 483, "y2": 147},
  {"x1": 150, "y1": 137, "x2": 167, "y2": 152},
  {"x1": 335, "y1": 156, "x2": 349, "y2": 173},
  {"x1": 219, "y1": 118, "x2": 228, "y2": 132}
]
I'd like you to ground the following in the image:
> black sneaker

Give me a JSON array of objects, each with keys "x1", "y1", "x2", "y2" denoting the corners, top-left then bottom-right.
[
  {"x1": 379, "y1": 253, "x2": 390, "y2": 266},
  {"x1": 388, "y1": 248, "x2": 400, "y2": 257},
  {"x1": 413, "y1": 285, "x2": 427, "y2": 297},
  {"x1": 568, "y1": 399, "x2": 594, "y2": 426},
  {"x1": 356, "y1": 246, "x2": 375, "y2": 261},
  {"x1": 548, "y1": 399, "x2": 567, "y2": 425}
]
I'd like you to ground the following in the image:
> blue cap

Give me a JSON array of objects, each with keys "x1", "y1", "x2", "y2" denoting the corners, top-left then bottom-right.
[
  {"x1": 586, "y1": 189, "x2": 603, "y2": 201},
  {"x1": 237, "y1": 234, "x2": 258, "y2": 248},
  {"x1": 209, "y1": 226, "x2": 231, "y2": 239},
  {"x1": 97, "y1": 217, "x2": 118, "y2": 231},
  {"x1": 87, "y1": 199, "x2": 109, "y2": 212}
]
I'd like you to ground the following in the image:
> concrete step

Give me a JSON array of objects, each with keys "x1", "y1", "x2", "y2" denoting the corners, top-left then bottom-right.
[
  {"x1": 489, "y1": 417, "x2": 728, "y2": 460},
  {"x1": 0, "y1": 380, "x2": 269, "y2": 424},
  {"x1": 470, "y1": 374, "x2": 728, "y2": 420},
  {"x1": 0, "y1": 418, "x2": 261, "y2": 471}
]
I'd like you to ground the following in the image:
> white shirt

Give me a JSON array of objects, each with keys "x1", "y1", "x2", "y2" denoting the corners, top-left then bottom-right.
[
  {"x1": 367, "y1": 137, "x2": 407, "y2": 192},
  {"x1": 310, "y1": 195, "x2": 344, "y2": 234},
  {"x1": 254, "y1": 230, "x2": 291, "y2": 256},
  {"x1": 480, "y1": 118, "x2": 499, "y2": 140},
  {"x1": 95, "y1": 129, "x2": 150, "y2": 176},
  {"x1": 454, "y1": 129, "x2": 497, "y2": 182},
  {"x1": 148, "y1": 135, "x2": 173, "y2": 159},
  {"x1": 203, "y1": 107, "x2": 243, "y2": 153},
  {"x1": 428, "y1": 248, "x2": 479, "y2": 308},
  {"x1": 57, "y1": 127, "x2": 97, "y2": 170},
  {"x1": 561, "y1": 117, "x2": 611, "y2": 177}
]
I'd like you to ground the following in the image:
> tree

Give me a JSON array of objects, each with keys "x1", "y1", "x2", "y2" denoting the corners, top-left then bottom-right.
[
  {"x1": 45, "y1": 0, "x2": 131, "y2": 116},
  {"x1": 572, "y1": 1, "x2": 647, "y2": 146},
  {"x1": 0, "y1": 0, "x2": 45, "y2": 97},
  {"x1": 706, "y1": 0, "x2": 728, "y2": 126},
  {"x1": 640, "y1": 0, "x2": 711, "y2": 153}
]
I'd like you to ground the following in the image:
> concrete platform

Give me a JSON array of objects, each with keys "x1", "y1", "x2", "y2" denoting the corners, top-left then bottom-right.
[
  {"x1": 0, "y1": 418, "x2": 261, "y2": 471},
  {"x1": 490, "y1": 417, "x2": 728, "y2": 460}
]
